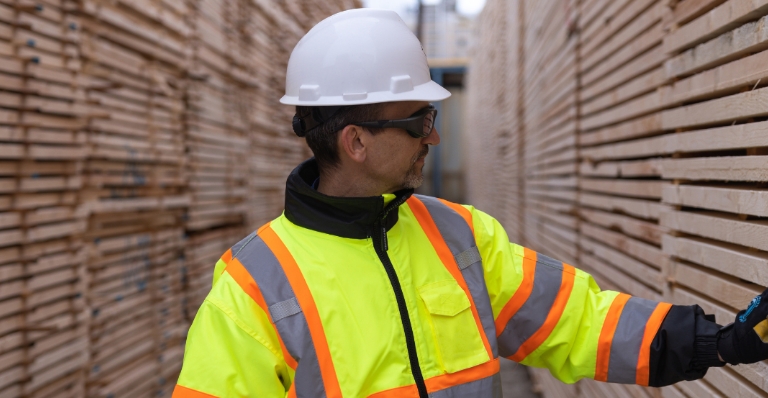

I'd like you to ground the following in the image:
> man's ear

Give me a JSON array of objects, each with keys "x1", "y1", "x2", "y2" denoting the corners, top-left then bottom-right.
[{"x1": 339, "y1": 125, "x2": 367, "y2": 164}]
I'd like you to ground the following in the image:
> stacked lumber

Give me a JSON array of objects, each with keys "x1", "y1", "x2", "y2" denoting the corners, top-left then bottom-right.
[
  {"x1": 182, "y1": 0, "x2": 251, "y2": 319},
  {"x1": 660, "y1": 1, "x2": 768, "y2": 396},
  {"x1": 576, "y1": 1, "x2": 685, "y2": 395},
  {"x1": 500, "y1": 0, "x2": 524, "y2": 244},
  {"x1": 468, "y1": 0, "x2": 768, "y2": 396},
  {"x1": 0, "y1": 1, "x2": 87, "y2": 397},
  {"x1": 75, "y1": 0, "x2": 189, "y2": 396},
  {"x1": 520, "y1": 0, "x2": 579, "y2": 265},
  {"x1": 577, "y1": 0, "x2": 668, "y2": 303},
  {"x1": 463, "y1": 0, "x2": 510, "y2": 233}
]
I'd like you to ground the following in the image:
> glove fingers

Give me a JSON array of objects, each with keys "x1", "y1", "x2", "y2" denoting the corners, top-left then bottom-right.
[{"x1": 753, "y1": 319, "x2": 768, "y2": 344}]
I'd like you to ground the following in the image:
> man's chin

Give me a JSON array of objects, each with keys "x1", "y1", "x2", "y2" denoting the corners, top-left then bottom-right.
[{"x1": 402, "y1": 170, "x2": 425, "y2": 190}]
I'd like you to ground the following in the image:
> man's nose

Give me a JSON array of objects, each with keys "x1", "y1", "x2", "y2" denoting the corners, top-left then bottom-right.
[{"x1": 423, "y1": 127, "x2": 440, "y2": 145}]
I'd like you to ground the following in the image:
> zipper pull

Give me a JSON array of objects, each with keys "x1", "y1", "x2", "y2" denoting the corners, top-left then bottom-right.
[{"x1": 381, "y1": 225, "x2": 388, "y2": 252}]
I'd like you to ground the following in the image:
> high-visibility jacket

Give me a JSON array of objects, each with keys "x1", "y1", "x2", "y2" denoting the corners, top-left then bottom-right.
[{"x1": 173, "y1": 159, "x2": 722, "y2": 398}]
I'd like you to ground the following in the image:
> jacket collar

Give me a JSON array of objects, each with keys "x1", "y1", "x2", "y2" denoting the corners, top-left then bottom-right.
[{"x1": 284, "y1": 158, "x2": 413, "y2": 239}]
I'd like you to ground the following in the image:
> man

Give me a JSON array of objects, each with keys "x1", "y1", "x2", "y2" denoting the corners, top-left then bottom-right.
[{"x1": 173, "y1": 8, "x2": 768, "y2": 398}]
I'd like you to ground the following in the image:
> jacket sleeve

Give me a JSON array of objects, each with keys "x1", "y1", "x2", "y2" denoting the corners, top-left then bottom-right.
[
  {"x1": 173, "y1": 254, "x2": 294, "y2": 397},
  {"x1": 647, "y1": 305, "x2": 723, "y2": 386},
  {"x1": 468, "y1": 206, "x2": 722, "y2": 386}
]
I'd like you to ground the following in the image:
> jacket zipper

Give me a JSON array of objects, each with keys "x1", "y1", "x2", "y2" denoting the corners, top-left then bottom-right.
[{"x1": 372, "y1": 198, "x2": 429, "y2": 398}]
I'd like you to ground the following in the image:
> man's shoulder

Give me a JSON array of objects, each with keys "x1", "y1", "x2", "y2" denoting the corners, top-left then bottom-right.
[{"x1": 229, "y1": 213, "x2": 289, "y2": 257}]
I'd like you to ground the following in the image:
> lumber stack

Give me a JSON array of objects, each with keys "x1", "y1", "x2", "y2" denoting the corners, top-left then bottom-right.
[
  {"x1": 464, "y1": 0, "x2": 510, "y2": 235},
  {"x1": 660, "y1": 1, "x2": 768, "y2": 396},
  {"x1": 182, "y1": 0, "x2": 251, "y2": 320},
  {"x1": 468, "y1": 0, "x2": 768, "y2": 396},
  {"x1": 0, "y1": 1, "x2": 359, "y2": 397},
  {"x1": 0, "y1": 1, "x2": 88, "y2": 397},
  {"x1": 576, "y1": 1, "x2": 670, "y2": 395},
  {"x1": 76, "y1": 0, "x2": 189, "y2": 396},
  {"x1": 575, "y1": 3, "x2": 671, "y2": 361},
  {"x1": 520, "y1": 0, "x2": 579, "y2": 266}
]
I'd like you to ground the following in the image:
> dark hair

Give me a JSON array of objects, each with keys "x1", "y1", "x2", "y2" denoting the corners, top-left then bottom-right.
[{"x1": 299, "y1": 103, "x2": 386, "y2": 170}]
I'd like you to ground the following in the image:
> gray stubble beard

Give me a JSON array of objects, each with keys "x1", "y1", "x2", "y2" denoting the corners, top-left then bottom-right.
[{"x1": 402, "y1": 146, "x2": 429, "y2": 189}]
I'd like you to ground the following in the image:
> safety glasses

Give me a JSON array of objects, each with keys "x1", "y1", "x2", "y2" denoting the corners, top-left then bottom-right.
[{"x1": 354, "y1": 105, "x2": 437, "y2": 138}]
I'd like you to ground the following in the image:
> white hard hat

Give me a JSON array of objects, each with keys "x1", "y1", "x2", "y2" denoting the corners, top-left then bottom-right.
[{"x1": 280, "y1": 8, "x2": 451, "y2": 106}]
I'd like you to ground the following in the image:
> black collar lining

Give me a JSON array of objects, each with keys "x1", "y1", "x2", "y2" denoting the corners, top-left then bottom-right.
[{"x1": 283, "y1": 159, "x2": 413, "y2": 239}]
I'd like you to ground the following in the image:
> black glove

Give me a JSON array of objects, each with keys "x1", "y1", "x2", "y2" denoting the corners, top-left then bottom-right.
[{"x1": 718, "y1": 289, "x2": 768, "y2": 364}]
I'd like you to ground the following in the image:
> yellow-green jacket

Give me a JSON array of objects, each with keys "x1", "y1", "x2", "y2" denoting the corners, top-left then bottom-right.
[{"x1": 173, "y1": 160, "x2": 722, "y2": 398}]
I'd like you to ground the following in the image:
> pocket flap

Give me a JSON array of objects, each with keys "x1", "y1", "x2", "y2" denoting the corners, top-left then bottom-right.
[{"x1": 418, "y1": 280, "x2": 470, "y2": 317}]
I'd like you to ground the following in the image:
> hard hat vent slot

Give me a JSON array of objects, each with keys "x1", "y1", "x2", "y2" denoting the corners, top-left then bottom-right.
[
  {"x1": 299, "y1": 85, "x2": 321, "y2": 101},
  {"x1": 390, "y1": 75, "x2": 414, "y2": 94},
  {"x1": 343, "y1": 92, "x2": 368, "y2": 101}
]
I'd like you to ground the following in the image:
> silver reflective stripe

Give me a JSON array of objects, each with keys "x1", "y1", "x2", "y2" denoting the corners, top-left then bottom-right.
[
  {"x1": 416, "y1": 195, "x2": 475, "y2": 252},
  {"x1": 606, "y1": 297, "x2": 659, "y2": 384},
  {"x1": 535, "y1": 253, "x2": 563, "y2": 270},
  {"x1": 427, "y1": 374, "x2": 499, "y2": 397},
  {"x1": 269, "y1": 297, "x2": 302, "y2": 322},
  {"x1": 231, "y1": 231, "x2": 257, "y2": 258},
  {"x1": 455, "y1": 246, "x2": 482, "y2": 270},
  {"x1": 234, "y1": 236, "x2": 326, "y2": 398},
  {"x1": 415, "y1": 194, "x2": 498, "y2": 357},
  {"x1": 497, "y1": 256, "x2": 563, "y2": 358}
]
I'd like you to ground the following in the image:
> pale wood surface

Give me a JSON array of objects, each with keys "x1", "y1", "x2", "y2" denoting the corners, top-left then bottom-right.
[
  {"x1": 471, "y1": 1, "x2": 768, "y2": 397},
  {"x1": 661, "y1": 156, "x2": 768, "y2": 181},
  {"x1": 666, "y1": 14, "x2": 768, "y2": 78},
  {"x1": 665, "y1": 0, "x2": 768, "y2": 54},
  {"x1": 663, "y1": 184, "x2": 768, "y2": 216}
]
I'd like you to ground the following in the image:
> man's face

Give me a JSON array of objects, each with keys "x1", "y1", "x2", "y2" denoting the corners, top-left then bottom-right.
[{"x1": 362, "y1": 101, "x2": 440, "y2": 192}]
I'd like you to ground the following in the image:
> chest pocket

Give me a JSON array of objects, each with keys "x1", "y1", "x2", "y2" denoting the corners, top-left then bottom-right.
[{"x1": 418, "y1": 279, "x2": 490, "y2": 373}]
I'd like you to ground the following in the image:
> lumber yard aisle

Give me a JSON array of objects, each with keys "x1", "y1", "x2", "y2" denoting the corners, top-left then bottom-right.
[
  {"x1": 0, "y1": 0, "x2": 357, "y2": 397},
  {"x1": 467, "y1": 0, "x2": 768, "y2": 397}
]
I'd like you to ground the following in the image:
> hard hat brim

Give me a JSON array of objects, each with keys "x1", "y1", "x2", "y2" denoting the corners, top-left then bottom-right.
[{"x1": 280, "y1": 80, "x2": 451, "y2": 106}]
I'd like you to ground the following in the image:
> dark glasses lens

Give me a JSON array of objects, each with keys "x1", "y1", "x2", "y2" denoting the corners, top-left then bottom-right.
[
  {"x1": 352, "y1": 105, "x2": 437, "y2": 138},
  {"x1": 421, "y1": 108, "x2": 436, "y2": 137},
  {"x1": 403, "y1": 105, "x2": 437, "y2": 138}
]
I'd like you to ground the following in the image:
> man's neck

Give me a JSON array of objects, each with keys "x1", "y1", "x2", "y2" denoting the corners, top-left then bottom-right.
[{"x1": 317, "y1": 170, "x2": 394, "y2": 198}]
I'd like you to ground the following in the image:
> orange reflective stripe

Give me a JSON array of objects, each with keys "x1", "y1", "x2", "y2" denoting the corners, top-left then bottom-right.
[
  {"x1": 495, "y1": 248, "x2": 536, "y2": 335},
  {"x1": 287, "y1": 383, "x2": 297, "y2": 398},
  {"x1": 225, "y1": 258, "x2": 298, "y2": 370},
  {"x1": 221, "y1": 248, "x2": 232, "y2": 265},
  {"x1": 426, "y1": 357, "x2": 500, "y2": 392},
  {"x1": 260, "y1": 223, "x2": 343, "y2": 398},
  {"x1": 595, "y1": 293, "x2": 631, "y2": 382},
  {"x1": 172, "y1": 385, "x2": 218, "y2": 398},
  {"x1": 636, "y1": 302, "x2": 673, "y2": 386},
  {"x1": 407, "y1": 196, "x2": 493, "y2": 359},
  {"x1": 437, "y1": 198, "x2": 474, "y2": 235},
  {"x1": 226, "y1": 258, "x2": 268, "y2": 315},
  {"x1": 257, "y1": 222, "x2": 270, "y2": 234},
  {"x1": 369, "y1": 358, "x2": 500, "y2": 398},
  {"x1": 509, "y1": 263, "x2": 576, "y2": 362}
]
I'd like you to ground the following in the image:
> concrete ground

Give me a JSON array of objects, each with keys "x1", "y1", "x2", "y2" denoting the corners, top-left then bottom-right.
[{"x1": 500, "y1": 358, "x2": 541, "y2": 398}]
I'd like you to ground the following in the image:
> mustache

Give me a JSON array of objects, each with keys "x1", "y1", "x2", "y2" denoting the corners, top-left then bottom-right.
[{"x1": 414, "y1": 146, "x2": 429, "y2": 162}]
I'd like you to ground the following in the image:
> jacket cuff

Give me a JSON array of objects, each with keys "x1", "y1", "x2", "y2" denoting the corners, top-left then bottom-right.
[
  {"x1": 692, "y1": 314, "x2": 725, "y2": 369},
  {"x1": 692, "y1": 333, "x2": 725, "y2": 369}
]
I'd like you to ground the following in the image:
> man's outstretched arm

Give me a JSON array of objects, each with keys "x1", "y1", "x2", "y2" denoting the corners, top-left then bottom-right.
[{"x1": 465, "y1": 205, "x2": 768, "y2": 387}]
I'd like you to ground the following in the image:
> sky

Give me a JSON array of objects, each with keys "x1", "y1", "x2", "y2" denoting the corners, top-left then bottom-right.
[{"x1": 362, "y1": 0, "x2": 486, "y2": 19}]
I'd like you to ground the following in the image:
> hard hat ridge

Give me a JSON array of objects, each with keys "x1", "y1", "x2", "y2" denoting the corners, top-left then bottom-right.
[{"x1": 280, "y1": 8, "x2": 451, "y2": 107}]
